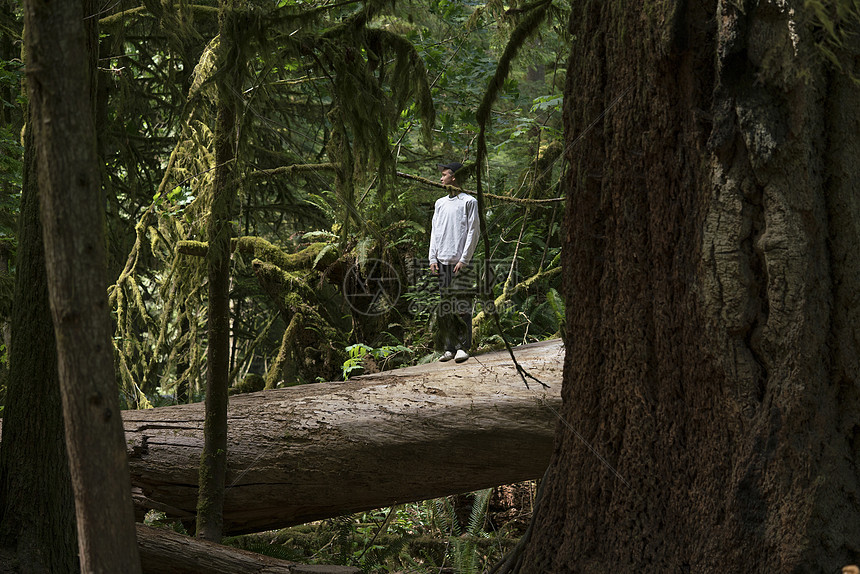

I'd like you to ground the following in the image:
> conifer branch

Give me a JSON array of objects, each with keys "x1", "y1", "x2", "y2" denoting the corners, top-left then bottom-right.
[
  {"x1": 99, "y1": 5, "x2": 219, "y2": 27},
  {"x1": 395, "y1": 171, "x2": 563, "y2": 205},
  {"x1": 250, "y1": 162, "x2": 337, "y2": 178}
]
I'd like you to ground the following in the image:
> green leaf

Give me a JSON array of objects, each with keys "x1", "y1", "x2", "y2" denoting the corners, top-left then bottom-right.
[{"x1": 530, "y1": 94, "x2": 563, "y2": 113}]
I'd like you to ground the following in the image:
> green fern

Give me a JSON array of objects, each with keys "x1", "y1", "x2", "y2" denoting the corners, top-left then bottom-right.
[
  {"x1": 546, "y1": 287, "x2": 566, "y2": 341},
  {"x1": 467, "y1": 488, "x2": 493, "y2": 536}
]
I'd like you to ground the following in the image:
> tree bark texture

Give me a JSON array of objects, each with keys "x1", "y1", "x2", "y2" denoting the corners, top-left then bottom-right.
[
  {"x1": 24, "y1": 0, "x2": 141, "y2": 571},
  {"x1": 0, "y1": 114, "x2": 77, "y2": 572},
  {"x1": 136, "y1": 524, "x2": 360, "y2": 574},
  {"x1": 520, "y1": 1, "x2": 860, "y2": 572},
  {"x1": 124, "y1": 339, "x2": 563, "y2": 534},
  {"x1": 196, "y1": 2, "x2": 239, "y2": 541}
]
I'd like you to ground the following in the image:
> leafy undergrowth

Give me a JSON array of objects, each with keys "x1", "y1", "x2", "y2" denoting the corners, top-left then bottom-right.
[{"x1": 222, "y1": 483, "x2": 536, "y2": 574}]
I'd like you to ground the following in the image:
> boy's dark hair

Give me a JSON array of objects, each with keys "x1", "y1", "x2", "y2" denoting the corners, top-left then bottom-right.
[{"x1": 437, "y1": 162, "x2": 463, "y2": 173}]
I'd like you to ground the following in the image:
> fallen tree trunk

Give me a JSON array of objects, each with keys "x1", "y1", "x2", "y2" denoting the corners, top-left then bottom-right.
[
  {"x1": 136, "y1": 524, "x2": 359, "y2": 574},
  {"x1": 125, "y1": 339, "x2": 563, "y2": 534}
]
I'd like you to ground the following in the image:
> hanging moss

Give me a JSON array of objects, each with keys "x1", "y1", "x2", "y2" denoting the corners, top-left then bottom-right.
[
  {"x1": 104, "y1": 0, "x2": 438, "y2": 404},
  {"x1": 251, "y1": 260, "x2": 316, "y2": 301},
  {"x1": 264, "y1": 312, "x2": 303, "y2": 390},
  {"x1": 310, "y1": 3, "x2": 435, "y2": 203},
  {"x1": 365, "y1": 28, "x2": 435, "y2": 148},
  {"x1": 476, "y1": 0, "x2": 552, "y2": 128}
]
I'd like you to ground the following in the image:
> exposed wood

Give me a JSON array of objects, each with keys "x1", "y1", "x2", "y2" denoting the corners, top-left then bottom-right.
[
  {"x1": 136, "y1": 524, "x2": 359, "y2": 574},
  {"x1": 125, "y1": 339, "x2": 563, "y2": 534}
]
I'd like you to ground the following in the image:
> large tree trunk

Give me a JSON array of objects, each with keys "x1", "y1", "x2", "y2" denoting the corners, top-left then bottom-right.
[
  {"x1": 125, "y1": 339, "x2": 562, "y2": 534},
  {"x1": 520, "y1": 1, "x2": 860, "y2": 572},
  {"x1": 0, "y1": 91, "x2": 77, "y2": 574},
  {"x1": 24, "y1": 0, "x2": 141, "y2": 571}
]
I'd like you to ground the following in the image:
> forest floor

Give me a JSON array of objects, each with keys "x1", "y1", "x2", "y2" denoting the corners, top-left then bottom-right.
[{"x1": 222, "y1": 480, "x2": 538, "y2": 573}]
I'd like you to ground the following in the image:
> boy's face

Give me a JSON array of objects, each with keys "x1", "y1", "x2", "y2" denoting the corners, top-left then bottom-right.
[{"x1": 440, "y1": 168, "x2": 457, "y2": 187}]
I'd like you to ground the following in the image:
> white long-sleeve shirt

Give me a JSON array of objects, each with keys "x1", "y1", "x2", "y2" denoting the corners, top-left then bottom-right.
[{"x1": 428, "y1": 192, "x2": 479, "y2": 266}]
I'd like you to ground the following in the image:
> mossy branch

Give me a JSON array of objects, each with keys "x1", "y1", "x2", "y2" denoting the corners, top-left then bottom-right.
[
  {"x1": 99, "y1": 5, "x2": 219, "y2": 28},
  {"x1": 237, "y1": 237, "x2": 337, "y2": 271},
  {"x1": 396, "y1": 172, "x2": 563, "y2": 206},
  {"x1": 250, "y1": 162, "x2": 336, "y2": 179},
  {"x1": 176, "y1": 240, "x2": 209, "y2": 257},
  {"x1": 366, "y1": 28, "x2": 435, "y2": 147},
  {"x1": 472, "y1": 266, "x2": 562, "y2": 329},
  {"x1": 177, "y1": 237, "x2": 338, "y2": 272}
]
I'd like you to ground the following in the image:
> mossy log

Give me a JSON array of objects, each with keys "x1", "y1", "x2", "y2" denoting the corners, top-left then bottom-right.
[
  {"x1": 136, "y1": 524, "x2": 359, "y2": 574},
  {"x1": 123, "y1": 339, "x2": 563, "y2": 534}
]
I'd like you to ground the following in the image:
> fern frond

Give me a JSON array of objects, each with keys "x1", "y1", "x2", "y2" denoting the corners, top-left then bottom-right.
[{"x1": 467, "y1": 488, "x2": 493, "y2": 537}]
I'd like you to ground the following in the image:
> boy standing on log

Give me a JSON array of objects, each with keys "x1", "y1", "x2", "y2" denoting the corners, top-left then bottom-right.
[{"x1": 428, "y1": 162, "x2": 479, "y2": 363}]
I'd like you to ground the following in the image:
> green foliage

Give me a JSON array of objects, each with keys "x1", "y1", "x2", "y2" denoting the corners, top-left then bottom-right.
[
  {"x1": 546, "y1": 286, "x2": 565, "y2": 337},
  {"x1": 805, "y1": 0, "x2": 860, "y2": 80},
  {"x1": 342, "y1": 342, "x2": 413, "y2": 379},
  {"x1": 0, "y1": 122, "x2": 22, "y2": 200},
  {"x1": 88, "y1": 0, "x2": 566, "y2": 411},
  {"x1": 0, "y1": 59, "x2": 23, "y2": 235},
  {"x1": 223, "y1": 491, "x2": 520, "y2": 573},
  {"x1": 143, "y1": 509, "x2": 188, "y2": 535}
]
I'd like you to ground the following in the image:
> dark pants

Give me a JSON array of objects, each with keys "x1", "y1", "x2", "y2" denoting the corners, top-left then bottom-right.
[{"x1": 438, "y1": 263, "x2": 473, "y2": 352}]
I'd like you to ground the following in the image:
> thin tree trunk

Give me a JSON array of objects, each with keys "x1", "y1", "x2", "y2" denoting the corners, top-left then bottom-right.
[
  {"x1": 519, "y1": 1, "x2": 860, "y2": 572},
  {"x1": 23, "y1": 0, "x2": 141, "y2": 571},
  {"x1": 177, "y1": 305, "x2": 192, "y2": 404},
  {"x1": 196, "y1": 1, "x2": 239, "y2": 541}
]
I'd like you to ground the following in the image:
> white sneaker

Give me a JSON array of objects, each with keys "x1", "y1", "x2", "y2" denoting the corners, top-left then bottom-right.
[
  {"x1": 454, "y1": 349, "x2": 469, "y2": 363},
  {"x1": 439, "y1": 351, "x2": 455, "y2": 362}
]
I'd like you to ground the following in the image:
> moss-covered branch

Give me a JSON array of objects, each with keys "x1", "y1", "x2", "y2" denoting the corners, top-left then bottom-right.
[
  {"x1": 395, "y1": 172, "x2": 563, "y2": 205},
  {"x1": 176, "y1": 240, "x2": 209, "y2": 257},
  {"x1": 471, "y1": 266, "x2": 561, "y2": 330},
  {"x1": 250, "y1": 162, "x2": 336, "y2": 179},
  {"x1": 236, "y1": 237, "x2": 336, "y2": 271},
  {"x1": 176, "y1": 236, "x2": 343, "y2": 385},
  {"x1": 99, "y1": 5, "x2": 219, "y2": 27},
  {"x1": 177, "y1": 237, "x2": 338, "y2": 272}
]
